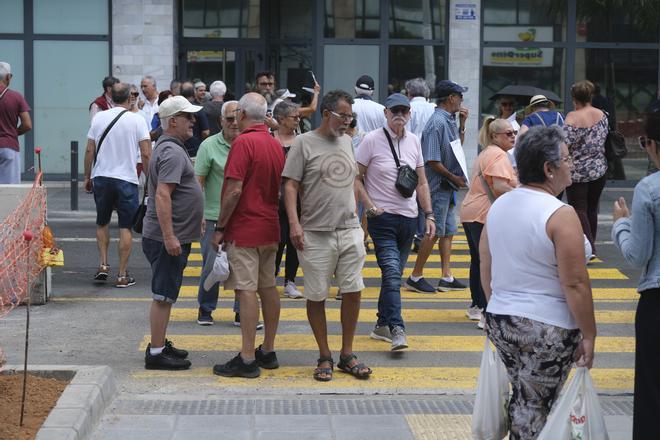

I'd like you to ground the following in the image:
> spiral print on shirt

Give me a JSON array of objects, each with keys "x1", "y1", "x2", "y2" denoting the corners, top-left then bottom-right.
[{"x1": 320, "y1": 151, "x2": 355, "y2": 188}]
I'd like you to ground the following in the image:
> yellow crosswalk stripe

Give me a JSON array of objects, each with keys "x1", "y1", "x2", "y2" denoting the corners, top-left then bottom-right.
[
  {"x1": 131, "y1": 366, "x2": 632, "y2": 390},
  {"x1": 176, "y1": 286, "x2": 639, "y2": 301},
  {"x1": 182, "y1": 266, "x2": 628, "y2": 279},
  {"x1": 188, "y1": 253, "x2": 477, "y2": 263},
  {"x1": 169, "y1": 308, "x2": 635, "y2": 324},
  {"x1": 138, "y1": 335, "x2": 635, "y2": 353}
]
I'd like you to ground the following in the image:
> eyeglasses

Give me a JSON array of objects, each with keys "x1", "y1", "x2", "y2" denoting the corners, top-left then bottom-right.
[
  {"x1": 287, "y1": 114, "x2": 301, "y2": 120},
  {"x1": 388, "y1": 107, "x2": 410, "y2": 116},
  {"x1": 328, "y1": 110, "x2": 354, "y2": 122},
  {"x1": 224, "y1": 116, "x2": 236, "y2": 123},
  {"x1": 495, "y1": 130, "x2": 518, "y2": 137},
  {"x1": 130, "y1": 92, "x2": 140, "y2": 97},
  {"x1": 258, "y1": 82, "x2": 274, "y2": 87},
  {"x1": 174, "y1": 112, "x2": 195, "y2": 120},
  {"x1": 559, "y1": 155, "x2": 573, "y2": 164}
]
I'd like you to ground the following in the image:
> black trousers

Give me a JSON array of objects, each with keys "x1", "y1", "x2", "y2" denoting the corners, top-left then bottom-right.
[
  {"x1": 634, "y1": 290, "x2": 660, "y2": 439},
  {"x1": 565, "y1": 174, "x2": 606, "y2": 254},
  {"x1": 275, "y1": 207, "x2": 300, "y2": 282},
  {"x1": 463, "y1": 221, "x2": 486, "y2": 309}
]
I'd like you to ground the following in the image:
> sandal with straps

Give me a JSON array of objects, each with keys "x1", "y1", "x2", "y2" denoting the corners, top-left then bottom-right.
[
  {"x1": 337, "y1": 353, "x2": 372, "y2": 379},
  {"x1": 313, "y1": 357, "x2": 334, "y2": 382}
]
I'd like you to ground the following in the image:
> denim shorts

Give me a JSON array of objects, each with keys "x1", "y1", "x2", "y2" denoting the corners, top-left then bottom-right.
[
  {"x1": 432, "y1": 188, "x2": 457, "y2": 237},
  {"x1": 142, "y1": 237, "x2": 191, "y2": 304},
  {"x1": 92, "y1": 176, "x2": 138, "y2": 228}
]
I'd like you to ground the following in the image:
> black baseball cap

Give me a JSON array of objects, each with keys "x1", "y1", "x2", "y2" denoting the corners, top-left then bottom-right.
[
  {"x1": 435, "y1": 80, "x2": 468, "y2": 98},
  {"x1": 355, "y1": 75, "x2": 375, "y2": 91}
]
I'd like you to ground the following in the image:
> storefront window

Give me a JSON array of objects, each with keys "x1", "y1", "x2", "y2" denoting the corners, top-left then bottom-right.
[
  {"x1": 481, "y1": 46, "x2": 565, "y2": 117},
  {"x1": 268, "y1": 45, "x2": 313, "y2": 95},
  {"x1": 186, "y1": 50, "x2": 237, "y2": 93},
  {"x1": 1, "y1": 0, "x2": 23, "y2": 33},
  {"x1": 388, "y1": 45, "x2": 445, "y2": 94},
  {"x1": 576, "y1": 0, "x2": 660, "y2": 43},
  {"x1": 183, "y1": 0, "x2": 261, "y2": 38},
  {"x1": 324, "y1": 0, "x2": 380, "y2": 38},
  {"x1": 389, "y1": 0, "x2": 446, "y2": 40},
  {"x1": 34, "y1": 0, "x2": 108, "y2": 35},
  {"x1": 483, "y1": 0, "x2": 566, "y2": 42},
  {"x1": 268, "y1": 0, "x2": 313, "y2": 39}
]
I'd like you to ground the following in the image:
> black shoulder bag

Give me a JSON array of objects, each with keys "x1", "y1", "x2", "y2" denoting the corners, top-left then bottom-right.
[
  {"x1": 93, "y1": 109, "x2": 129, "y2": 165},
  {"x1": 383, "y1": 128, "x2": 418, "y2": 198},
  {"x1": 602, "y1": 111, "x2": 627, "y2": 161}
]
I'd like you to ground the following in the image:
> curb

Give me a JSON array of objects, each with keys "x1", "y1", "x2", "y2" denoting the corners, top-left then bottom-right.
[{"x1": 3, "y1": 365, "x2": 117, "y2": 440}]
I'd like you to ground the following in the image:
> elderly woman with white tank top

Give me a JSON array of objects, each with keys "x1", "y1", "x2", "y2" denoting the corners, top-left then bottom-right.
[{"x1": 478, "y1": 125, "x2": 597, "y2": 440}]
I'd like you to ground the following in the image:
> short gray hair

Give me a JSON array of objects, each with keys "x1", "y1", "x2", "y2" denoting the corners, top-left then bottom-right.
[
  {"x1": 0, "y1": 62, "x2": 10, "y2": 80},
  {"x1": 515, "y1": 125, "x2": 565, "y2": 185},
  {"x1": 194, "y1": 81, "x2": 206, "y2": 90},
  {"x1": 354, "y1": 87, "x2": 373, "y2": 97},
  {"x1": 142, "y1": 75, "x2": 157, "y2": 88},
  {"x1": 210, "y1": 80, "x2": 226, "y2": 98},
  {"x1": 161, "y1": 115, "x2": 172, "y2": 131},
  {"x1": 221, "y1": 100, "x2": 239, "y2": 117},
  {"x1": 405, "y1": 78, "x2": 430, "y2": 98},
  {"x1": 273, "y1": 100, "x2": 300, "y2": 123},
  {"x1": 238, "y1": 93, "x2": 267, "y2": 121}
]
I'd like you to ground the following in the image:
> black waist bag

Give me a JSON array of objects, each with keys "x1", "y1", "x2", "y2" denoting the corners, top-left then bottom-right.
[{"x1": 383, "y1": 128, "x2": 418, "y2": 198}]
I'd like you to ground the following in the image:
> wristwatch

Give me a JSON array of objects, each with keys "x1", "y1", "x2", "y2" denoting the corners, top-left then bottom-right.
[
  {"x1": 366, "y1": 207, "x2": 379, "y2": 218},
  {"x1": 459, "y1": 127, "x2": 466, "y2": 134},
  {"x1": 214, "y1": 226, "x2": 225, "y2": 232}
]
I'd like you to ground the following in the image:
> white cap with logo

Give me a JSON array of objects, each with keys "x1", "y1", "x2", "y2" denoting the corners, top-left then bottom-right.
[{"x1": 159, "y1": 95, "x2": 202, "y2": 118}]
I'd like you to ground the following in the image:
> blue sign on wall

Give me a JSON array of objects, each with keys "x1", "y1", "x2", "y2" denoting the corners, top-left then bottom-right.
[{"x1": 455, "y1": 3, "x2": 477, "y2": 20}]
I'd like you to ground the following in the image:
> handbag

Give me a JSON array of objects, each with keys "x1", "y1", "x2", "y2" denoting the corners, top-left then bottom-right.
[
  {"x1": 602, "y1": 110, "x2": 626, "y2": 161},
  {"x1": 471, "y1": 338, "x2": 510, "y2": 440},
  {"x1": 132, "y1": 177, "x2": 147, "y2": 234},
  {"x1": 383, "y1": 128, "x2": 418, "y2": 198},
  {"x1": 537, "y1": 367, "x2": 609, "y2": 440}
]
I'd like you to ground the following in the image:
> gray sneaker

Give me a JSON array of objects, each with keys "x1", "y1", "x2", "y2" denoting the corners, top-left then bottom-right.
[
  {"x1": 369, "y1": 325, "x2": 392, "y2": 343},
  {"x1": 390, "y1": 326, "x2": 409, "y2": 351}
]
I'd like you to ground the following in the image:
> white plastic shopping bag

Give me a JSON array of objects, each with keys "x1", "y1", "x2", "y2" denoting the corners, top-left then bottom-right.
[
  {"x1": 537, "y1": 367, "x2": 609, "y2": 440},
  {"x1": 472, "y1": 338, "x2": 510, "y2": 440},
  {"x1": 202, "y1": 248, "x2": 230, "y2": 291}
]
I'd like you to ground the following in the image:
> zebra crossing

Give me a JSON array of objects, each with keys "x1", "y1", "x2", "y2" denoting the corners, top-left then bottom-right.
[{"x1": 132, "y1": 226, "x2": 636, "y2": 393}]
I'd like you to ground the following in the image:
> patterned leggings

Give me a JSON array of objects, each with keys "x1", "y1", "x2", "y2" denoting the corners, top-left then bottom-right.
[{"x1": 485, "y1": 313, "x2": 581, "y2": 440}]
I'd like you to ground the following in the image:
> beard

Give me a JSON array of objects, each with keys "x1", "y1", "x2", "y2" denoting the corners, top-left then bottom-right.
[{"x1": 261, "y1": 90, "x2": 277, "y2": 105}]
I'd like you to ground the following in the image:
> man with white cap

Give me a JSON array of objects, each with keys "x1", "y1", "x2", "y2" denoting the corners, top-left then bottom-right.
[
  {"x1": 142, "y1": 95, "x2": 204, "y2": 370},
  {"x1": 352, "y1": 74, "x2": 386, "y2": 134},
  {"x1": 356, "y1": 93, "x2": 435, "y2": 351},
  {"x1": 0, "y1": 61, "x2": 32, "y2": 184}
]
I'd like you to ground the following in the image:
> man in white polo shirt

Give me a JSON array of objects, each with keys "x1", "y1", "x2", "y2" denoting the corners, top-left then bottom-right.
[
  {"x1": 84, "y1": 82, "x2": 152, "y2": 287},
  {"x1": 351, "y1": 75, "x2": 386, "y2": 134}
]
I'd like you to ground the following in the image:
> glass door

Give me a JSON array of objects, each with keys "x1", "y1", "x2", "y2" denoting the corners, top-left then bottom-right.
[{"x1": 183, "y1": 47, "x2": 260, "y2": 99}]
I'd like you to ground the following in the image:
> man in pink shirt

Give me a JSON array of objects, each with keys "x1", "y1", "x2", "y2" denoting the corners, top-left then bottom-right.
[
  {"x1": 355, "y1": 93, "x2": 435, "y2": 351},
  {"x1": 0, "y1": 62, "x2": 32, "y2": 184}
]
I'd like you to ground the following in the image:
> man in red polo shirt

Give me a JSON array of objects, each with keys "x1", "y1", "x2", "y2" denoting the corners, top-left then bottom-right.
[{"x1": 211, "y1": 92, "x2": 285, "y2": 378}]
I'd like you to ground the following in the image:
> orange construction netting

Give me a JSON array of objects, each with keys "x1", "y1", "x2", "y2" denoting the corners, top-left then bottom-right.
[{"x1": 0, "y1": 172, "x2": 47, "y2": 320}]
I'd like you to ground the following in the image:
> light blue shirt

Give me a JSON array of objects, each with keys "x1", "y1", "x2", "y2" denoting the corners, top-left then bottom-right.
[
  {"x1": 406, "y1": 97, "x2": 436, "y2": 139},
  {"x1": 612, "y1": 171, "x2": 660, "y2": 292}
]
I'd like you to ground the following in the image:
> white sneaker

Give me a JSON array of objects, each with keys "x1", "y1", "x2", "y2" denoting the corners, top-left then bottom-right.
[
  {"x1": 477, "y1": 314, "x2": 485, "y2": 330},
  {"x1": 283, "y1": 281, "x2": 303, "y2": 299},
  {"x1": 465, "y1": 305, "x2": 483, "y2": 321}
]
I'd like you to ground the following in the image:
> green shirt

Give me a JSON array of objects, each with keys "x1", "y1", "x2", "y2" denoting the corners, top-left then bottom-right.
[{"x1": 194, "y1": 131, "x2": 231, "y2": 220}]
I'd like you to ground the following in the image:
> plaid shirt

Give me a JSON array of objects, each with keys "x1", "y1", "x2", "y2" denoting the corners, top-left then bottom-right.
[{"x1": 421, "y1": 108, "x2": 464, "y2": 194}]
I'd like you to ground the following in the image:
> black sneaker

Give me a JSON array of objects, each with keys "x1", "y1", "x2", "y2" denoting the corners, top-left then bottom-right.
[
  {"x1": 145, "y1": 344, "x2": 191, "y2": 370},
  {"x1": 213, "y1": 353, "x2": 260, "y2": 378},
  {"x1": 255, "y1": 344, "x2": 279, "y2": 369},
  {"x1": 197, "y1": 309, "x2": 214, "y2": 326},
  {"x1": 233, "y1": 312, "x2": 264, "y2": 330},
  {"x1": 403, "y1": 276, "x2": 436, "y2": 293},
  {"x1": 437, "y1": 277, "x2": 467, "y2": 292},
  {"x1": 163, "y1": 339, "x2": 188, "y2": 359}
]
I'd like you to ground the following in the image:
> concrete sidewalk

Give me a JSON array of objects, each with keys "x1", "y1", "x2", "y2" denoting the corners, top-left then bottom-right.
[{"x1": 89, "y1": 393, "x2": 633, "y2": 440}]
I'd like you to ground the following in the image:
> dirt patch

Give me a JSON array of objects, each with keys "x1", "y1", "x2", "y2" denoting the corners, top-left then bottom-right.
[{"x1": 0, "y1": 373, "x2": 69, "y2": 440}]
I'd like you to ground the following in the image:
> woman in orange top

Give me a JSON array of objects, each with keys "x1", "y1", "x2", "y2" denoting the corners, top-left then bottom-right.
[{"x1": 459, "y1": 117, "x2": 518, "y2": 328}]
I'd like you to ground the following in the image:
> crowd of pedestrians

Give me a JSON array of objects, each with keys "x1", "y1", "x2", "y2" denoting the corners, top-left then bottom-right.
[{"x1": 74, "y1": 67, "x2": 660, "y2": 438}]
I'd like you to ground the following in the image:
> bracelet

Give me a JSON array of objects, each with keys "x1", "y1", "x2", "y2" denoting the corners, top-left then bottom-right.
[
  {"x1": 426, "y1": 216, "x2": 436, "y2": 222},
  {"x1": 214, "y1": 226, "x2": 225, "y2": 232},
  {"x1": 459, "y1": 127, "x2": 466, "y2": 134},
  {"x1": 424, "y1": 211, "x2": 433, "y2": 217}
]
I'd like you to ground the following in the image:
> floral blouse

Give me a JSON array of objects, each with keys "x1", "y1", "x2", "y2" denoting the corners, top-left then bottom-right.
[{"x1": 564, "y1": 115, "x2": 608, "y2": 183}]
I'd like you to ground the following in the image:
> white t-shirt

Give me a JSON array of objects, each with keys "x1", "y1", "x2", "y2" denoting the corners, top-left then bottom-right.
[
  {"x1": 139, "y1": 97, "x2": 159, "y2": 129},
  {"x1": 356, "y1": 126, "x2": 424, "y2": 218},
  {"x1": 485, "y1": 187, "x2": 577, "y2": 329},
  {"x1": 88, "y1": 107, "x2": 151, "y2": 184},
  {"x1": 352, "y1": 97, "x2": 387, "y2": 134}
]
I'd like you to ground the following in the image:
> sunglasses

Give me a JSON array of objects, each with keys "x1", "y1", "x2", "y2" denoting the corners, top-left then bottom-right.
[
  {"x1": 500, "y1": 102, "x2": 515, "y2": 106},
  {"x1": 258, "y1": 82, "x2": 274, "y2": 87},
  {"x1": 389, "y1": 107, "x2": 410, "y2": 116},
  {"x1": 495, "y1": 130, "x2": 518, "y2": 137},
  {"x1": 131, "y1": 92, "x2": 140, "y2": 97}
]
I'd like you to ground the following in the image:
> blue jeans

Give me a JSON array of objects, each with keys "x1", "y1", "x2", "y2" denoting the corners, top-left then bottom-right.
[
  {"x1": 0, "y1": 147, "x2": 20, "y2": 184},
  {"x1": 198, "y1": 220, "x2": 239, "y2": 314},
  {"x1": 367, "y1": 212, "x2": 416, "y2": 330}
]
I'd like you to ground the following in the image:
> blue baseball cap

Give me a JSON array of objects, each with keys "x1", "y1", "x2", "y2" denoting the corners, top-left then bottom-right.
[
  {"x1": 384, "y1": 93, "x2": 410, "y2": 109},
  {"x1": 435, "y1": 80, "x2": 468, "y2": 98}
]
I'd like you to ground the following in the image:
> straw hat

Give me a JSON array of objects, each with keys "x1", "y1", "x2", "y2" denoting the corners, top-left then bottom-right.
[{"x1": 526, "y1": 94, "x2": 554, "y2": 112}]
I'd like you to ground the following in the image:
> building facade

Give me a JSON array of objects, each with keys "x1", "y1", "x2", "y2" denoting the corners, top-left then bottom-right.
[{"x1": 2, "y1": 0, "x2": 659, "y2": 179}]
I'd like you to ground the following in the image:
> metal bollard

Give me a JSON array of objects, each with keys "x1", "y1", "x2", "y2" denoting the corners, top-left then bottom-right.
[{"x1": 71, "y1": 141, "x2": 78, "y2": 211}]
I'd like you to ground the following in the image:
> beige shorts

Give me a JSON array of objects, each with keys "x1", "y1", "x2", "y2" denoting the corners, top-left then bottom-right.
[
  {"x1": 225, "y1": 243, "x2": 278, "y2": 291},
  {"x1": 297, "y1": 228, "x2": 366, "y2": 302}
]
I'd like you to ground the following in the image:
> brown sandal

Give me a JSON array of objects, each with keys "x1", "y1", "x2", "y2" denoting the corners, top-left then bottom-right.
[{"x1": 313, "y1": 357, "x2": 334, "y2": 382}]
